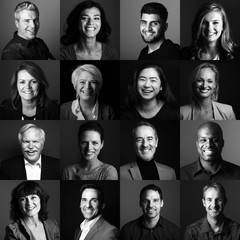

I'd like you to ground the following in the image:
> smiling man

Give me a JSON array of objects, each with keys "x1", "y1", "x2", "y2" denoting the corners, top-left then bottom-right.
[
  {"x1": 1, "y1": 1, "x2": 54, "y2": 60},
  {"x1": 120, "y1": 121, "x2": 176, "y2": 180},
  {"x1": 184, "y1": 182, "x2": 240, "y2": 240},
  {"x1": 75, "y1": 184, "x2": 119, "y2": 240},
  {"x1": 121, "y1": 184, "x2": 180, "y2": 240},
  {"x1": 181, "y1": 121, "x2": 240, "y2": 180},
  {"x1": 138, "y1": 2, "x2": 180, "y2": 60},
  {"x1": 0, "y1": 123, "x2": 59, "y2": 180}
]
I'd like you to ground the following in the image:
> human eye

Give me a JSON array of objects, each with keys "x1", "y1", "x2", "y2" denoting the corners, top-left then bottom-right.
[
  {"x1": 91, "y1": 199, "x2": 98, "y2": 204},
  {"x1": 153, "y1": 199, "x2": 160, "y2": 203},
  {"x1": 79, "y1": 80, "x2": 86, "y2": 85},
  {"x1": 18, "y1": 79, "x2": 25, "y2": 84},
  {"x1": 136, "y1": 138, "x2": 143, "y2": 144},
  {"x1": 138, "y1": 77, "x2": 146, "y2": 82},
  {"x1": 81, "y1": 16, "x2": 89, "y2": 22},
  {"x1": 31, "y1": 80, "x2": 38, "y2": 85},
  {"x1": 81, "y1": 198, "x2": 86, "y2": 203},
  {"x1": 90, "y1": 80, "x2": 97, "y2": 85},
  {"x1": 213, "y1": 21, "x2": 219, "y2": 25},
  {"x1": 94, "y1": 16, "x2": 100, "y2": 21},
  {"x1": 150, "y1": 21, "x2": 160, "y2": 27},
  {"x1": 199, "y1": 138, "x2": 207, "y2": 143}
]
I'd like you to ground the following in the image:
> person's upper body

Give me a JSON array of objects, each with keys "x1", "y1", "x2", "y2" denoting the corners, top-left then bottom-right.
[
  {"x1": 121, "y1": 62, "x2": 179, "y2": 122},
  {"x1": 1, "y1": 2, "x2": 54, "y2": 60},
  {"x1": 76, "y1": 184, "x2": 119, "y2": 240},
  {"x1": 180, "y1": 62, "x2": 236, "y2": 120},
  {"x1": 184, "y1": 182, "x2": 240, "y2": 240},
  {"x1": 181, "y1": 2, "x2": 240, "y2": 60},
  {"x1": 0, "y1": 123, "x2": 59, "y2": 180},
  {"x1": 61, "y1": 64, "x2": 115, "y2": 120},
  {"x1": 0, "y1": 61, "x2": 60, "y2": 120},
  {"x1": 138, "y1": 2, "x2": 180, "y2": 60},
  {"x1": 121, "y1": 121, "x2": 177, "y2": 180},
  {"x1": 181, "y1": 121, "x2": 240, "y2": 180},
  {"x1": 60, "y1": 0, "x2": 119, "y2": 60},
  {"x1": 121, "y1": 184, "x2": 180, "y2": 240},
  {"x1": 4, "y1": 181, "x2": 60, "y2": 240}
]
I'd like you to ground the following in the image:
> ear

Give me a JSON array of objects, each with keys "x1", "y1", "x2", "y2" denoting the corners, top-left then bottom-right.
[
  {"x1": 161, "y1": 200, "x2": 164, "y2": 208},
  {"x1": 202, "y1": 198, "x2": 205, "y2": 207},
  {"x1": 100, "y1": 140, "x2": 104, "y2": 150},
  {"x1": 15, "y1": 19, "x2": 19, "y2": 28},
  {"x1": 156, "y1": 138, "x2": 159, "y2": 148},
  {"x1": 164, "y1": 23, "x2": 168, "y2": 32},
  {"x1": 101, "y1": 203, "x2": 105, "y2": 210}
]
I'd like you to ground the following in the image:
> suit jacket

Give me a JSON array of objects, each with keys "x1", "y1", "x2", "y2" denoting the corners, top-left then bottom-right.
[
  {"x1": 74, "y1": 217, "x2": 119, "y2": 240},
  {"x1": 0, "y1": 154, "x2": 60, "y2": 180},
  {"x1": 120, "y1": 161, "x2": 176, "y2": 180},
  {"x1": 180, "y1": 101, "x2": 236, "y2": 120}
]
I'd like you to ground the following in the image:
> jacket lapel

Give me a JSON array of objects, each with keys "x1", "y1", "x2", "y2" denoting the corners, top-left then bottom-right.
[
  {"x1": 129, "y1": 161, "x2": 142, "y2": 180},
  {"x1": 84, "y1": 217, "x2": 104, "y2": 240}
]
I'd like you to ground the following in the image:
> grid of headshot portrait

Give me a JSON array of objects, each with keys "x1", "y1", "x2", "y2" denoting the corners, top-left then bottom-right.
[{"x1": 1, "y1": 0, "x2": 240, "y2": 239}]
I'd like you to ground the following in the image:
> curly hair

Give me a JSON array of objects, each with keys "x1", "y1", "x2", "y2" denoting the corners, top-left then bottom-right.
[
  {"x1": 61, "y1": 0, "x2": 111, "y2": 46},
  {"x1": 190, "y1": 2, "x2": 237, "y2": 59},
  {"x1": 10, "y1": 181, "x2": 49, "y2": 222}
]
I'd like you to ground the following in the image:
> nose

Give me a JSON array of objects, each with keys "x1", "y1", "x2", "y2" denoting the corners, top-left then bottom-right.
[
  {"x1": 28, "y1": 141, "x2": 34, "y2": 149},
  {"x1": 143, "y1": 79, "x2": 151, "y2": 87},
  {"x1": 142, "y1": 139, "x2": 148, "y2": 147},
  {"x1": 146, "y1": 23, "x2": 152, "y2": 31},
  {"x1": 85, "y1": 81, "x2": 93, "y2": 89},
  {"x1": 203, "y1": 80, "x2": 208, "y2": 88},
  {"x1": 86, "y1": 200, "x2": 92, "y2": 208},
  {"x1": 205, "y1": 138, "x2": 214, "y2": 147},
  {"x1": 29, "y1": 20, "x2": 36, "y2": 28}
]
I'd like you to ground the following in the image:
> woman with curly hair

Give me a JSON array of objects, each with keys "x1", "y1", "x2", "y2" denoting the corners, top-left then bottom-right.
[
  {"x1": 181, "y1": 2, "x2": 240, "y2": 60},
  {"x1": 60, "y1": 0, "x2": 118, "y2": 60}
]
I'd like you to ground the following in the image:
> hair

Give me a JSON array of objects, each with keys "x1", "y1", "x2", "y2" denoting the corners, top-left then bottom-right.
[
  {"x1": 61, "y1": 0, "x2": 111, "y2": 46},
  {"x1": 80, "y1": 183, "x2": 105, "y2": 206},
  {"x1": 190, "y1": 62, "x2": 219, "y2": 104},
  {"x1": 78, "y1": 121, "x2": 104, "y2": 143},
  {"x1": 18, "y1": 123, "x2": 45, "y2": 144},
  {"x1": 10, "y1": 181, "x2": 49, "y2": 222},
  {"x1": 132, "y1": 121, "x2": 158, "y2": 141},
  {"x1": 126, "y1": 62, "x2": 176, "y2": 108},
  {"x1": 197, "y1": 121, "x2": 223, "y2": 139},
  {"x1": 140, "y1": 184, "x2": 163, "y2": 202},
  {"x1": 202, "y1": 182, "x2": 227, "y2": 204},
  {"x1": 190, "y1": 2, "x2": 237, "y2": 59},
  {"x1": 141, "y1": 2, "x2": 168, "y2": 23},
  {"x1": 14, "y1": 1, "x2": 39, "y2": 21},
  {"x1": 10, "y1": 61, "x2": 50, "y2": 110}
]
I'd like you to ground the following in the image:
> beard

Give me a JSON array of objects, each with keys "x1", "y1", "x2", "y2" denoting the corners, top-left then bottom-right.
[{"x1": 141, "y1": 30, "x2": 164, "y2": 44}]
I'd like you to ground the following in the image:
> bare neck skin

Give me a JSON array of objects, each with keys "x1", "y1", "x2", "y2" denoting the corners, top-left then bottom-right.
[
  {"x1": 202, "y1": 41, "x2": 220, "y2": 60},
  {"x1": 21, "y1": 98, "x2": 37, "y2": 116},
  {"x1": 79, "y1": 98, "x2": 96, "y2": 116},
  {"x1": 80, "y1": 158, "x2": 102, "y2": 171},
  {"x1": 143, "y1": 214, "x2": 160, "y2": 229}
]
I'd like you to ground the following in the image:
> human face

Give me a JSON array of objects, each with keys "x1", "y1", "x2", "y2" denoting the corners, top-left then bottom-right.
[
  {"x1": 140, "y1": 189, "x2": 163, "y2": 220},
  {"x1": 21, "y1": 128, "x2": 44, "y2": 163},
  {"x1": 19, "y1": 194, "x2": 41, "y2": 218},
  {"x1": 140, "y1": 13, "x2": 166, "y2": 43},
  {"x1": 202, "y1": 187, "x2": 225, "y2": 219},
  {"x1": 76, "y1": 71, "x2": 100, "y2": 101},
  {"x1": 79, "y1": 130, "x2": 104, "y2": 161},
  {"x1": 17, "y1": 70, "x2": 39, "y2": 102},
  {"x1": 15, "y1": 10, "x2": 39, "y2": 40},
  {"x1": 80, "y1": 188, "x2": 102, "y2": 221},
  {"x1": 196, "y1": 125, "x2": 224, "y2": 163},
  {"x1": 79, "y1": 7, "x2": 101, "y2": 38},
  {"x1": 134, "y1": 125, "x2": 158, "y2": 162},
  {"x1": 202, "y1": 11, "x2": 223, "y2": 44},
  {"x1": 195, "y1": 68, "x2": 216, "y2": 99},
  {"x1": 137, "y1": 67, "x2": 162, "y2": 101}
]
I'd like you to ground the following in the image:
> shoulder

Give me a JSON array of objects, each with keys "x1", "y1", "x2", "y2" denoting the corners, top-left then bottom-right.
[
  {"x1": 161, "y1": 216, "x2": 180, "y2": 232},
  {"x1": 42, "y1": 154, "x2": 59, "y2": 162},
  {"x1": 97, "y1": 218, "x2": 119, "y2": 237},
  {"x1": 60, "y1": 44, "x2": 75, "y2": 60},
  {"x1": 1, "y1": 156, "x2": 22, "y2": 165},
  {"x1": 61, "y1": 101, "x2": 72, "y2": 109},
  {"x1": 180, "y1": 104, "x2": 192, "y2": 120},
  {"x1": 98, "y1": 101, "x2": 115, "y2": 120},
  {"x1": 180, "y1": 161, "x2": 198, "y2": 180},
  {"x1": 121, "y1": 217, "x2": 140, "y2": 233},
  {"x1": 155, "y1": 161, "x2": 174, "y2": 171},
  {"x1": 213, "y1": 101, "x2": 233, "y2": 111},
  {"x1": 212, "y1": 101, "x2": 236, "y2": 120},
  {"x1": 101, "y1": 43, "x2": 119, "y2": 60},
  {"x1": 101, "y1": 163, "x2": 118, "y2": 180}
]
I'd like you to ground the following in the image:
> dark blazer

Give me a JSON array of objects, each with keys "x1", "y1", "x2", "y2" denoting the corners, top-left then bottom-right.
[
  {"x1": 0, "y1": 154, "x2": 60, "y2": 180},
  {"x1": 74, "y1": 217, "x2": 119, "y2": 240}
]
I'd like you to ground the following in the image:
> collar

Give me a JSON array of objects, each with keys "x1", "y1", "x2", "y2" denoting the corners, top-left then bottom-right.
[
  {"x1": 13, "y1": 31, "x2": 35, "y2": 48},
  {"x1": 24, "y1": 155, "x2": 42, "y2": 167},
  {"x1": 80, "y1": 214, "x2": 101, "y2": 231},
  {"x1": 139, "y1": 215, "x2": 163, "y2": 229}
]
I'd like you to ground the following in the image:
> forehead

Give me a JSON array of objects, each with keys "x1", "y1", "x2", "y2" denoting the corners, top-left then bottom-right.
[
  {"x1": 81, "y1": 188, "x2": 99, "y2": 198},
  {"x1": 17, "y1": 70, "x2": 34, "y2": 79},
  {"x1": 139, "y1": 68, "x2": 160, "y2": 79},
  {"x1": 142, "y1": 189, "x2": 160, "y2": 199},
  {"x1": 198, "y1": 125, "x2": 222, "y2": 139},
  {"x1": 197, "y1": 68, "x2": 215, "y2": 79},
  {"x1": 22, "y1": 128, "x2": 41, "y2": 139},
  {"x1": 141, "y1": 13, "x2": 161, "y2": 22},
  {"x1": 204, "y1": 11, "x2": 222, "y2": 21},
  {"x1": 78, "y1": 71, "x2": 95, "y2": 80},
  {"x1": 19, "y1": 9, "x2": 38, "y2": 19},
  {"x1": 204, "y1": 187, "x2": 222, "y2": 198},
  {"x1": 80, "y1": 130, "x2": 101, "y2": 141},
  {"x1": 135, "y1": 125, "x2": 156, "y2": 138},
  {"x1": 81, "y1": 7, "x2": 101, "y2": 16}
]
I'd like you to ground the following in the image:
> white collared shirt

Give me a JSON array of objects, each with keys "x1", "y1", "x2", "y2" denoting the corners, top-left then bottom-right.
[
  {"x1": 79, "y1": 215, "x2": 101, "y2": 240},
  {"x1": 24, "y1": 156, "x2": 42, "y2": 180}
]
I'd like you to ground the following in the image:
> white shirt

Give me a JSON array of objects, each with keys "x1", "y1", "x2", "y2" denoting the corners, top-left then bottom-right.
[
  {"x1": 24, "y1": 156, "x2": 42, "y2": 180},
  {"x1": 79, "y1": 215, "x2": 101, "y2": 240}
]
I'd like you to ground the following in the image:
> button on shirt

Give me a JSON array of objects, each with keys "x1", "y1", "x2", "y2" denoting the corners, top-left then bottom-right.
[{"x1": 24, "y1": 157, "x2": 41, "y2": 180}]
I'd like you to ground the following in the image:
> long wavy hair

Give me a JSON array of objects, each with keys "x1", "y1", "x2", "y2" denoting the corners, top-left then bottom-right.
[
  {"x1": 190, "y1": 2, "x2": 237, "y2": 59},
  {"x1": 61, "y1": 0, "x2": 111, "y2": 46},
  {"x1": 11, "y1": 61, "x2": 50, "y2": 110}
]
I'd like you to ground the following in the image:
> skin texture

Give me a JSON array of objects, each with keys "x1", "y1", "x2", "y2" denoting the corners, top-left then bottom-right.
[
  {"x1": 15, "y1": 10, "x2": 39, "y2": 40},
  {"x1": 19, "y1": 194, "x2": 41, "y2": 218},
  {"x1": 134, "y1": 125, "x2": 158, "y2": 162}
]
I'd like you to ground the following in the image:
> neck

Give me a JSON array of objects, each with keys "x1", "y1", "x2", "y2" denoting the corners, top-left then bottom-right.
[
  {"x1": 207, "y1": 213, "x2": 224, "y2": 230},
  {"x1": 23, "y1": 216, "x2": 41, "y2": 227},
  {"x1": 139, "y1": 99, "x2": 159, "y2": 112},
  {"x1": 148, "y1": 37, "x2": 165, "y2": 53},
  {"x1": 78, "y1": 37, "x2": 98, "y2": 52},
  {"x1": 196, "y1": 98, "x2": 212, "y2": 111},
  {"x1": 200, "y1": 157, "x2": 221, "y2": 174},
  {"x1": 202, "y1": 41, "x2": 220, "y2": 58},
  {"x1": 143, "y1": 214, "x2": 160, "y2": 229},
  {"x1": 21, "y1": 99, "x2": 37, "y2": 109},
  {"x1": 81, "y1": 158, "x2": 102, "y2": 171}
]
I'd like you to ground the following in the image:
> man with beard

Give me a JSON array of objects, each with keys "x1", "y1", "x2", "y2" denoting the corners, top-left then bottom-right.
[
  {"x1": 1, "y1": 1, "x2": 54, "y2": 60},
  {"x1": 181, "y1": 121, "x2": 240, "y2": 180},
  {"x1": 121, "y1": 184, "x2": 180, "y2": 240},
  {"x1": 120, "y1": 121, "x2": 176, "y2": 180},
  {"x1": 138, "y1": 2, "x2": 180, "y2": 60},
  {"x1": 184, "y1": 182, "x2": 240, "y2": 240}
]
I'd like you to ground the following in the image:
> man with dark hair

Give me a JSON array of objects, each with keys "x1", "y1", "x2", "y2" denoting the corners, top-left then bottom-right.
[
  {"x1": 181, "y1": 121, "x2": 240, "y2": 180},
  {"x1": 184, "y1": 182, "x2": 240, "y2": 239},
  {"x1": 121, "y1": 184, "x2": 180, "y2": 240},
  {"x1": 1, "y1": 1, "x2": 54, "y2": 60},
  {"x1": 75, "y1": 184, "x2": 119, "y2": 240},
  {"x1": 138, "y1": 2, "x2": 180, "y2": 60}
]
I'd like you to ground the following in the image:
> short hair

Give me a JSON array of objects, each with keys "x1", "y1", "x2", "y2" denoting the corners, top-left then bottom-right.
[
  {"x1": 11, "y1": 61, "x2": 50, "y2": 110},
  {"x1": 197, "y1": 121, "x2": 223, "y2": 140},
  {"x1": 18, "y1": 123, "x2": 46, "y2": 144},
  {"x1": 71, "y1": 64, "x2": 103, "y2": 92},
  {"x1": 14, "y1": 1, "x2": 39, "y2": 21},
  {"x1": 10, "y1": 181, "x2": 49, "y2": 222},
  {"x1": 80, "y1": 183, "x2": 105, "y2": 206},
  {"x1": 140, "y1": 184, "x2": 163, "y2": 202},
  {"x1": 78, "y1": 121, "x2": 104, "y2": 143},
  {"x1": 132, "y1": 121, "x2": 158, "y2": 141},
  {"x1": 202, "y1": 182, "x2": 227, "y2": 204},
  {"x1": 61, "y1": 0, "x2": 111, "y2": 45},
  {"x1": 141, "y1": 2, "x2": 168, "y2": 23},
  {"x1": 190, "y1": 62, "x2": 219, "y2": 103}
]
